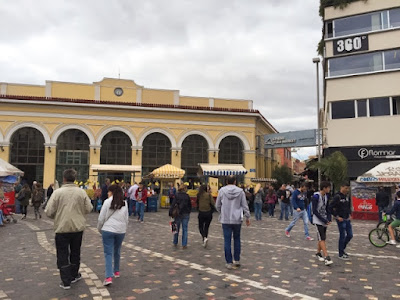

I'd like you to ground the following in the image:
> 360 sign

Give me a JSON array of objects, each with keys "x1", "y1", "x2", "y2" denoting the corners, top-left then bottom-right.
[{"x1": 333, "y1": 35, "x2": 368, "y2": 55}]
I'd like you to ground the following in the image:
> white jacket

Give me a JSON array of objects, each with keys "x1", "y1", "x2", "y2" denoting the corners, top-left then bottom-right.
[{"x1": 97, "y1": 197, "x2": 129, "y2": 234}]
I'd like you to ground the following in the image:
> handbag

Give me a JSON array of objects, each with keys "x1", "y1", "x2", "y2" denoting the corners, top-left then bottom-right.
[{"x1": 98, "y1": 209, "x2": 116, "y2": 233}]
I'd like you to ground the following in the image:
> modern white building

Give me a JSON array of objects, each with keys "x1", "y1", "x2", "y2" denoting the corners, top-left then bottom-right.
[{"x1": 323, "y1": 0, "x2": 400, "y2": 179}]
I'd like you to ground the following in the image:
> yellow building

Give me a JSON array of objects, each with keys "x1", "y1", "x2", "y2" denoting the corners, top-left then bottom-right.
[{"x1": 0, "y1": 78, "x2": 278, "y2": 187}]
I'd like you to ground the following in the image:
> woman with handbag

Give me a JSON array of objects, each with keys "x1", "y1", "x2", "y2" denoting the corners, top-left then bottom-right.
[
  {"x1": 18, "y1": 184, "x2": 31, "y2": 220},
  {"x1": 97, "y1": 184, "x2": 129, "y2": 286},
  {"x1": 197, "y1": 184, "x2": 216, "y2": 248}
]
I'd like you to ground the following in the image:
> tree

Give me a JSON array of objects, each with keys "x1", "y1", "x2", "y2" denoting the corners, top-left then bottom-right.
[
  {"x1": 309, "y1": 151, "x2": 348, "y2": 191},
  {"x1": 272, "y1": 165, "x2": 293, "y2": 187}
]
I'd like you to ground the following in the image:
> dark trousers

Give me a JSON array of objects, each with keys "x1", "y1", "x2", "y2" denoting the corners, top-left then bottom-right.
[
  {"x1": 55, "y1": 231, "x2": 83, "y2": 285},
  {"x1": 198, "y1": 211, "x2": 213, "y2": 239},
  {"x1": 336, "y1": 220, "x2": 353, "y2": 256},
  {"x1": 378, "y1": 205, "x2": 388, "y2": 222},
  {"x1": 222, "y1": 224, "x2": 242, "y2": 263},
  {"x1": 20, "y1": 205, "x2": 27, "y2": 216}
]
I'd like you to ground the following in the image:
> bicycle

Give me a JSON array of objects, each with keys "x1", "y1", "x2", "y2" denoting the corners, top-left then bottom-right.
[{"x1": 369, "y1": 215, "x2": 400, "y2": 247}]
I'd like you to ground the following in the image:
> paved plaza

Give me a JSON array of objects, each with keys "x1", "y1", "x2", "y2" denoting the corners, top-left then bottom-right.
[{"x1": 1, "y1": 210, "x2": 400, "y2": 300}]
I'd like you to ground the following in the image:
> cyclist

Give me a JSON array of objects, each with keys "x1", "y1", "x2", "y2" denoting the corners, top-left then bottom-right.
[{"x1": 383, "y1": 190, "x2": 400, "y2": 247}]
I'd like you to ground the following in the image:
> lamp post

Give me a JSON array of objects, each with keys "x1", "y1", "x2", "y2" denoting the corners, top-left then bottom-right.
[{"x1": 313, "y1": 57, "x2": 321, "y2": 190}]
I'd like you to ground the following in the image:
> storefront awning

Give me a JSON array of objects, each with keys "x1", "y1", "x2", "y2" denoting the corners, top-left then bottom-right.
[
  {"x1": 90, "y1": 164, "x2": 141, "y2": 173},
  {"x1": 199, "y1": 164, "x2": 248, "y2": 176},
  {"x1": 357, "y1": 160, "x2": 400, "y2": 183},
  {"x1": 0, "y1": 158, "x2": 24, "y2": 177},
  {"x1": 250, "y1": 178, "x2": 277, "y2": 183},
  {"x1": 148, "y1": 164, "x2": 185, "y2": 179}
]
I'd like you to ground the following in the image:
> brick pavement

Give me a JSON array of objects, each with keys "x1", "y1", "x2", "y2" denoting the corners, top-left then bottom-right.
[{"x1": 1, "y1": 210, "x2": 400, "y2": 300}]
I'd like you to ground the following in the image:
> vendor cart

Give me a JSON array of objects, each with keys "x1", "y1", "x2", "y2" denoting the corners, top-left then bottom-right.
[{"x1": 0, "y1": 158, "x2": 24, "y2": 213}]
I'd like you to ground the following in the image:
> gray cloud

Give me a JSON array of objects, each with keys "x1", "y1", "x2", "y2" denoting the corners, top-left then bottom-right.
[{"x1": 0, "y1": 0, "x2": 323, "y2": 138}]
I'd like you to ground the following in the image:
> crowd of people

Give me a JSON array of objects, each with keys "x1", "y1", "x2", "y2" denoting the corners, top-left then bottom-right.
[{"x1": 2, "y1": 171, "x2": 400, "y2": 292}]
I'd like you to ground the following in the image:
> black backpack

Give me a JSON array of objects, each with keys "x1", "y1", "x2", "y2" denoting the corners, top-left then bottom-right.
[{"x1": 171, "y1": 199, "x2": 180, "y2": 218}]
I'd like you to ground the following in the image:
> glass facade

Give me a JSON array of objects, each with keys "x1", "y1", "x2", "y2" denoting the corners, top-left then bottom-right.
[
  {"x1": 10, "y1": 127, "x2": 45, "y2": 185},
  {"x1": 56, "y1": 129, "x2": 90, "y2": 183},
  {"x1": 331, "y1": 101, "x2": 355, "y2": 119},
  {"x1": 331, "y1": 97, "x2": 398, "y2": 119},
  {"x1": 329, "y1": 51, "x2": 383, "y2": 77},
  {"x1": 142, "y1": 133, "x2": 171, "y2": 176},
  {"x1": 181, "y1": 135, "x2": 208, "y2": 182},
  {"x1": 100, "y1": 131, "x2": 132, "y2": 165},
  {"x1": 219, "y1": 136, "x2": 243, "y2": 164}
]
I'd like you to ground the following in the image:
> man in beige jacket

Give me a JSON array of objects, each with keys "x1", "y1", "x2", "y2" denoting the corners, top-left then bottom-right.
[{"x1": 45, "y1": 169, "x2": 92, "y2": 290}]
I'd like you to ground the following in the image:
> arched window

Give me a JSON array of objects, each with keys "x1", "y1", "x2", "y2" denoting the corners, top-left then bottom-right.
[
  {"x1": 181, "y1": 135, "x2": 208, "y2": 182},
  {"x1": 100, "y1": 131, "x2": 132, "y2": 165},
  {"x1": 56, "y1": 129, "x2": 90, "y2": 183},
  {"x1": 142, "y1": 133, "x2": 171, "y2": 176},
  {"x1": 10, "y1": 128, "x2": 45, "y2": 185},
  {"x1": 218, "y1": 136, "x2": 244, "y2": 164}
]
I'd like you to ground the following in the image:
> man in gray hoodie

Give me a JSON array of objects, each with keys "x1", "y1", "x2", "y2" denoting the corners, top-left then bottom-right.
[{"x1": 216, "y1": 176, "x2": 251, "y2": 269}]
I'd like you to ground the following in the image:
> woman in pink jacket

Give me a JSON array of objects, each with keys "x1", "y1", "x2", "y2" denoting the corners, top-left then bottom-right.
[{"x1": 265, "y1": 186, "x2": 277, "y2": 218}]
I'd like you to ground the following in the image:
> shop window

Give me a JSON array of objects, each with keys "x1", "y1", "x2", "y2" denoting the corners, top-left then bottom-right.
[
  {"x1": 331, "y1": 101, "x2": 355, "y2": 119},
  {"x1": 390, "y1": 8, "x2": 400, "y2": 28},
  {"x1": 392, "y1": 97, "x2": 400, "y2": 115},
  {"x1": 326, "y1": 21, "x2": 333, "y2": 38},
  {"x1": 100, "y1": 131, "x2": 132, "y2": 165},
  {"x1": 334, "y1": 12, "x2": 383, "y2": 37},
  {"x1": 357, "y1": 99, "x2": 367, "y2": 117},
  {"x1": 369, "y1": 97, "x2": 390, "y2": 117},
  {"x1": 329, "y1": 52, "x2": 383, "y2": 77},
  {"x1": 384, "y1": 49, "x2": 400, "y2": 71}
]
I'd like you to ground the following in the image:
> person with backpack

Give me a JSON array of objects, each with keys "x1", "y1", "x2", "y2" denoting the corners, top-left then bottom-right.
[
  {"x1": 253, "y1": 184, "x2": 264, "y2": 221},
  {"x1": 197, "y1": 184, "x2": 215, "y2": 248},
  {"x1": 135, "y1": 182, "x2": 147, "y2": 223},
  {"x1": 265, "y1": 185, "x2": 277, "y2": 218},
  {"x1": 169, "y1": 184, "x2": 192, "y2": 249},
  {"x1": 277, "y1": 184, "x2": 290, "y2": 221},
  {"x1": 310, "y1": 181, "x2": 333, "y2": 266}
]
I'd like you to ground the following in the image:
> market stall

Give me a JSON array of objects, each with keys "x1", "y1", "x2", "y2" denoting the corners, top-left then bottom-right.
[
  {"x1": 90, "y1": 164, "x2": 141, "y2": 187},
  {"x1": 145, "y1": 164, "x2": 185, "y2": 208},
  {"x1": 0, "y1": 158, "x2": 24, "y2": 212},
  {"x1": 355, "y1": 160, "x2": 400, "y2": 220}
]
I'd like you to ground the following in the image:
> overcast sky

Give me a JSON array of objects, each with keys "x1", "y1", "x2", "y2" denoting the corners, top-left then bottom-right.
[{"x1": 0, "y1": 0, "x2": 323, "y2": 159}]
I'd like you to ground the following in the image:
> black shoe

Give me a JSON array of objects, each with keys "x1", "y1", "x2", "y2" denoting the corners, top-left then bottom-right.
[
  {"x1": 324, "y1": 256, "x2": 333, "y2": 266},
  {"x1": 338, "y1": 254, "x2": 349, "y2": 260},
  {"x1": 343, "y1": 251, "x2": 349, "y2": 257},
  {"x1": 59, "y1": 282, "x2": 71, "y2": 290},
  {"x1": 71, "y1": 273, "x2": 82, "y2": 283},
  {"x1": 315, "y1": 252, "x2": 324, "y2": 262}
]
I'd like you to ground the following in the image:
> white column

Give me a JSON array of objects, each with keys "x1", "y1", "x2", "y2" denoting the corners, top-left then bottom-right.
[
  {"x1": 173, "y1": 91, "x2": 180, "y2": 106},
  {"x1": 136, "y1": 89, "x2": 142, "y2": 104},
  {"x1": 45, "y1": 81, "x2": 52, "y2": 98},
  {"x1": 209, "y1": 98, "x2": 214, "y2": 108},
  {"x1": 94, "y1": 85, "x2": 100, "y2": 100},
  {"x1": 0, "y1": 83, "x2": 6, "y2": 95},
  {"x1": 248, "y1": 100, "x2": 253, "y2": 110}
]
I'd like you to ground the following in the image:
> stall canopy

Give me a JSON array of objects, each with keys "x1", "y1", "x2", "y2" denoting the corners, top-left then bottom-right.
[
  {"x1": 357, "y1": 160, "x2": 400, "y2": 183},
  {"x1": 199, "y1": 164, "x2": 248, "y2": 176},
  {"x1": 147, "y1": 164, "x2": 185, "y2": 179},
  {"x1": 90, "y1": 164, "x2": 141, "y2": 173},
  {"x1": 0, "y1": 158, "x2": 24, "y2": 177},
  {"x1": 250, "y1": 178, "x2": 277, "y2": 183}
]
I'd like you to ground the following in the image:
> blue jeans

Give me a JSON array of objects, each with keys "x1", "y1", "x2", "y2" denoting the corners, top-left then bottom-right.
[
  {"x1": 268, "y1": 203, "x2": 275, "y2": 217},
  {"x1": 173, "y1": 215, "x2": 190, "y2": 246},
  {"x1": 336, "y1": 219, "x2": 353, "y2": 256},
  {"x1": 136, "y1": 202, "x2": 145, "y2": 221},
  {"x1": 289, "y1": 202, "x2": 293, "y2": 216},
  {"x1": 0, "y1": 210, "x2": 3, "y2": 225},
  {"x1": 285, "y1": 210, "x2": 309, "y2": 237},
  {"x1": 222, "y1": 224, "x2": 242, "y2": 263},
  {"x1": 279, "y1": 202, "x2": 289, "y2": 220},
  {"x1": 128, "y1": 199, "x2": 134, "y2": 216},
  {"x1": 102, "y1": 231, "x2": 125, "y2": 278},
  {"x1": 254, "y1": 202, "x2": 262, "y2": 220}
]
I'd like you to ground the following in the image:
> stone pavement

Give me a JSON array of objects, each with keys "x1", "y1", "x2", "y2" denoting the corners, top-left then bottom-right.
[{"x1": 1, "y1": 209, "x2": 400, "y2": 300}]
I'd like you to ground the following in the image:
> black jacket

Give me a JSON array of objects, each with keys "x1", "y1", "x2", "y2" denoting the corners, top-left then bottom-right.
[
  {"x1": 375, "y1": 191, "x2": 389, "y2": 207},
  {"x1": 169, "y1": 191, "x2": 192, "y2": 217},
  {"x1": 329, "y1": 192, "x2": 352, "y2": 219}
]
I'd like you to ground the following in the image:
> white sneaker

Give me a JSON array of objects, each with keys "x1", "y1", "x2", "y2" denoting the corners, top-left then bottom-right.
[
  {"x1": 396, "y1": 244, "x2": 400, "y2": 248},
  {"x1": 225, "y1": 263, "x2": 233, "y2": 270},
  {"x1": 387, "y1": 240, "x2": 397, "y2": 245},
  {"x1": 203, "y1": 238, "x2": 208, "y2": 248},
  {"x1": 233, "y1": 261, "x2": 241, "y2": 267}
]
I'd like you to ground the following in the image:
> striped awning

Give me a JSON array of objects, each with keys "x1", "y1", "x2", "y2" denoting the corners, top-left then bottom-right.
[
  {"x1": 250, "y1": 178, "x2": 277, "y2": 183},
  {"x1": 199, "y1": 164, "x2": 248, "y2": 176},
  {"x1": 150, "y1": 164, "x2": 185, "y2": 179}
]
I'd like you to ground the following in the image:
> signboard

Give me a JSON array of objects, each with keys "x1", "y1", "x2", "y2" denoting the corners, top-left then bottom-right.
[
  {"x1": 351, "y1": 181, "x2": 378, "y2": 213},
  {"x1": 264, "y1": 129, "x2": 317, "y2": 149},
  {"x1": 325, "y1": 146, "x2": 400, "y2": 161},
  {"x1": 333, "y1": 35, "x2": 369, "y2": 55}
]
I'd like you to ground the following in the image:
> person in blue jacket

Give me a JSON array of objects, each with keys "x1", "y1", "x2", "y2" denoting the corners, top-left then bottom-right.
[
  {"x1": 285, "y1": 182, "x2": 314, "y2": 240},
  {"x1": 384, "y1": 190, "x2": 400, "y2": 247}
]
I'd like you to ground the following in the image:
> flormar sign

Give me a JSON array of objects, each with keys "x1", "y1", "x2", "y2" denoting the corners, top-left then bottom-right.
[{"x1": 264, "y1": 129, "x2": 317, "y2": 149}]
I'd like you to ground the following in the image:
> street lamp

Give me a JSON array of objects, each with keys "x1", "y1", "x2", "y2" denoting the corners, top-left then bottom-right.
[{"x1": 313, "y1": 57, "x2": 321, "y2": 190}]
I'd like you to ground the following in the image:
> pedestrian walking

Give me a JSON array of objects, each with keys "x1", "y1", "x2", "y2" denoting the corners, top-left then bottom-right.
[
  {"x1": 253, "y1": 183, "x2": 264, "y2": 221},
  {"x1": 216, "y1": 176, "x2": 250, "y2": 270},
  {"x1": 127, "y1": 182, "x2": 138, "y2": 217},
  {"x1": 312, "y1": 182, "x2": 333, "y2": 266},
  {"x1": 101, "y1": 178, "x2": 111, "y2": 204},
  {"x1": 376, "y1": 187, "x2": 390, "y2": 222},
  {"x1": 17, "y1": 184, "x2": 31, "y2": 220},
  {"x1": 287, "y1": 183, "x2": 294, "y2": 217},
  {"x1": 31, "y1": 182, "x2": 44, "y2": 219},
  {"x1": 329, "y1": 182, "x2": 353, "y2": 260},
  {"x1": 169, "y1": 184, "x2": 192, "y2": 249},
  {"x1": 45, "y1": 169, "x2": 93, "y2": 290},
  {"x1": 135, "y1": 182, "x2": 147, "y2": 223},
  {"x1": 285, "y1": 183, "x2": 314, "y2": 240},
  {"x1": 265, "y1": 185, "x2": 277, "y2": 218},
  {"x1": 168, "y1": 182, "x2": 177, "y2": 207},
  {"x1": 197, "y1": 184, "x2": 215, "y2": 247},
  {"x1": 97, "y1": 184, "x2": 129, "y2": 286},
  {"x1": 277, "y1": 184, "x2": 290, "y2": 221},
  {"x1": 383, "y1": 191, "x2": 400, "y2": 247}
]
